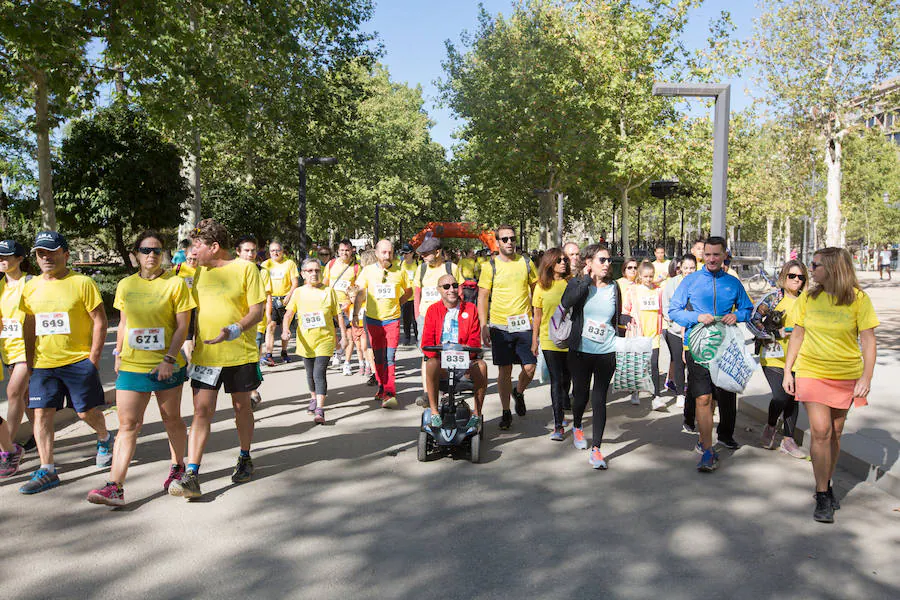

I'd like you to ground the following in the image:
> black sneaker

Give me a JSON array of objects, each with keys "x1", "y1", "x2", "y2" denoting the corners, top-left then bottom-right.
[
  {"x1": 281, "y1": 351, "x2": 292, "y2": 364},
  {"x1": 681, "y1": 423, "x2": 698, "y2": 435},
  {"x1": 498, "y1": 410, "x2": 512, "y2": 430},
  {"x1": 22, "y1": 435, "x2": 36, "y2": 452},
  {"x1": 813, "y1": 491, "x2": 834, "y2": 523},
  {"x1": 512, "y1": 389, "x2": 526, "y2": 416},
  {"x1": 717, "y1": 437, "x2": 741, "y2": 450},
  {"x1": 231, "y1": 455, "x2": 254, "y2": 484},
  {"x1": 366, "y1": 373, "x2": 377, "y2": 386},
  {"x1": 169, "y1": 470, "x2": 202, "y2": 499},
  {"x1": 828, "y1": 482, "x2": 840, "y2": 510}
]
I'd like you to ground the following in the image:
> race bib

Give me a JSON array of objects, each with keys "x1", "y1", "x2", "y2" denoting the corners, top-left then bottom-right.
[
  {"x1": 184, "y1": 277, "x2": 194, "y2": 289},
  {"x1": 583, "y1": 319, "x2": 612, "y2": 343},
  {"x1": 441, "y1": 350, "x2": 470, "y2": 370},
  {"x1": 301, "y1": 311, "x2": 326, "y2": 330},
  {"x1": 762, "y1": 342, "x2": 784, "y2": 359},
  {"x1": 0, "y1": 318, "x2": 22, "y2": 339},
  {"x1": 374, "y1": 284, "x2": 395, "y2": 299},
  {"x1": 270, "y1": 272, "x2": 284, "y2": 282},
  {"x1": 35, "y1": 312, "x2": 71, "y2": 336},
  {"x1": 128, "y1": 327, "x2": 165, "y2": 351},
  {"x1": 333, "y1": 279, "x2": 350, "y2": 293},
  {"x1": 507, "y1": 313, "x2": 530, "y2": 332},
  {"x1": 639, "y1": 294, "x2": 660, "y2": 311},
  {"x1": 188, "y1": 364, "x2": 222, "y2": 386},
  {"x1": 422, "y1": 287, "x2": 440, "y2": 303}
]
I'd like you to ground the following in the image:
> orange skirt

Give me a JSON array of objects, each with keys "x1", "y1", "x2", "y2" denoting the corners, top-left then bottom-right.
[{"x1": 796, "y1": 377, "x2": 867, "y2": 409}]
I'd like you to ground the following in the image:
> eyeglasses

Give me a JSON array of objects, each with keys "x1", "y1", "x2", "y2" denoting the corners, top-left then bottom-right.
[
  {"x1": 440, "y1": 283, "x2": 460, "y2": 290},
  {"x1": 303, "y1": 268, "x2": 321, "y2": 273},
  {"x1": 498, "y1": 236, "x2": 515, "y2": 243},
  {"x1": 596, "y1": 257, "x2": 611, "y2": 264},
  {"x1": 625, "y1": 265, "x2": 637, "y2": 270},
  {"x1": 786, "y1": 273, "x2": 806, "y2": 281},
  {"x1": 555, "y1": 257, "x2": 569, "y2": 264},
  {"x1": 138, "y1": 247, "x2": 162, "y2": 255},
  {"x1": 810, "y1": 261, "x2": 822, "y2": 270}
]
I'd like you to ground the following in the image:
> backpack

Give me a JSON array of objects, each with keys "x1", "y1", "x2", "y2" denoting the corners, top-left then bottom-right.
[{"x1": 548, "y1": 304, "x2": 573, "y2": 349}]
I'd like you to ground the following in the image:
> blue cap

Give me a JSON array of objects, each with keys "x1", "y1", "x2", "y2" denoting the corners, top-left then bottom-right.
[
  {"x1": 32, "y1": 231, "x2": 69, "y2": 252},
  {"x1": 0, "y1": 240, "x2": 26, "y2": 257}
]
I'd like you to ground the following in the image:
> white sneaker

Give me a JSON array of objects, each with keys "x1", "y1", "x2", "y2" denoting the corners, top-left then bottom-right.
[
  {"x1": 651, "y1": 396, "x2": 668, "y2": 411},
  {"x1": 342, "y1": 363, "x2": 352, "y2": 376},
  {"x1": 330, "y1": 355, "x2": 340, "y2": 367},
  {"x1": 675, "y1": 395, "x2": 685, "y2": 408},
  {"x1": 630, "y1": 392, "x2": 641, "y2": 405}
]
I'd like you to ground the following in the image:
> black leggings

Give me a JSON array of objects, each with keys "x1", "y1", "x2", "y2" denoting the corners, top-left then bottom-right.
[
  {"x1": 543, "y1": 349, "x2": 571, "y2": 428},
  {"x1": 664, "y1": 330, "x2": 686, "y2": 393},
  {"x1": 568, "y1": 351, "x2": 616, "y2": 448},
  {"x1": 401, "y1": 301, "x2": 416, "y2": 341},
  {"x1": 303, "y1": 356, "x2": 330, "y2": 397},
  {"x1": 763, "y1": 366, "x2": 799, "y2": 438},
  {"x1": 649, "y1": 347, "x2": 660, "y2": 396}
]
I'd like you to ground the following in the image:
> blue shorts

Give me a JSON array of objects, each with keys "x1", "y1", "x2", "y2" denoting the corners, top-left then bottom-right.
[
  {"x1": 29, "y1": 358, "x2": 105, "y2": 413},
  {"x1": 489, "y1": 327, "x2": 537, "y2": 367},
  {"x1": 116, "y1": 367, "x2": 187, "y2": 393}
]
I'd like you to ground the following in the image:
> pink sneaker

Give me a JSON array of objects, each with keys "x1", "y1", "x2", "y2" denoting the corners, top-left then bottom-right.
[
  {"x1": 87, "y1": 482, "x2": 125, "y2": 506},
  {"x1": 164, "y1": 463, "x2": 185, "y2": 492},
  {"x1": 0, "y1": 444, "x2": 24, "y2": 478},
  {"x1": 779, "y1": 437, "x2": 807, "y2": 459},
  {"x1": 589, "y1": 447, "x2": 608, "y2": 470},
  {"x1": 760, "y1": 424, "x2": 777, "y2": 449}
]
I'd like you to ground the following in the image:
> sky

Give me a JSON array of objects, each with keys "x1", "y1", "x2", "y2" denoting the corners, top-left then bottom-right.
[{"x1": 367, "y1": 0, "x2": 761, "y2": 152}]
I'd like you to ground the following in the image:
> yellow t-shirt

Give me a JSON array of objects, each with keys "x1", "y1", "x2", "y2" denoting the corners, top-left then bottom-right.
[
  {"x1": 414, "y1": 261, "x2": 462, "y2": 317},
  {"x1": 532, "y1": 278, "x2": 568, "y2": 352},
  {"x1": 114, "y1": 271, "x2": 196, "y2": 373},
  {"x1": 323, "y1": 258, "x2": 359, "y2": 308},
  {"x1": 400, "y1": 259, "x2": 418, "y2": 292},
  {"x1": 629, "y1": 285, "x2": 662, "y2": 348},
  {"x1": 262, "y1": 257, "x2": 300, "y2": 297},
  {"x1": 21, "y1": 272, "x2": 103, "y2": 369},
  {"x1": 172, "y1": 263, "x2": 196, "y2": 289},
  {"x1": 759, "y1": 293, "x2": 798, "y2": 370},
  {"x1": 256, "y1": 267, "x2": 272, "y2": 335},
  {"x1": 478, "y1": 255, "x2": 537, "y2": 327},
  {"x1": 0, "y1": 275, "x2": 29, "y2": 364},
  {"x1": 357, "y1": 263, "x2": 410, "y2": 322},
  {"x1": 793, "y1": 289, "x2": 879, "y2": 380},
  {"x1": 191, "y1": 259, "x2": 266, "y2": 367},
  {"x1": 287, "y1": 285, "x2": 341, "y2": 358},
  {"x1": 459, "y1": 257, "x2": 478, "y2": 280},
  {"x1": 652, "y1": 260, "x2": 671, "y2": 283},
  {"x1": 616, "y1": 277, "x2": 635, "y2": 296}
]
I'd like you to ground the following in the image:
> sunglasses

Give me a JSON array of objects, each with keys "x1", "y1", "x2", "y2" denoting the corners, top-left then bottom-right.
[
  {"x1": 440, "y1": 282, "x2": 460, "y2": 290},
  {"x1": 555, "y1": 257, "x2": 569, "y2": 264},
  {"x1": 138, "y1": 247, "x2": 163, "y2": 255},
  {"x1": 810, "y1": 261, "x2": 822, "y2": 270},
  {"x1": 595, "y1": 257, "x2": 611, "y2": 264},
  {"x1": 498, "y1": 236, "x2": 515, "y2": 243},
  {"x1": 786, "y1": 273, "x2": 806, "y2": 281},
  {"x1": 382, "y1": 269, "x2": 389, "y2": 283},
  {"x1": 625, "y1": 265, "x2": 637, "y2": 269}
]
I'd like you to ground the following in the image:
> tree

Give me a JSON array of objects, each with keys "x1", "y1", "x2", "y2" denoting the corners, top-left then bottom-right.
[
  {"x1": 54, "y1": 103, "x2": 189, "y2": 265},
  {"x1": 842, "y1": 128, "x2": 900, "y2": 249},
  {"x1": 754, "y1": 0, "x2": 900, "y2": 246}
]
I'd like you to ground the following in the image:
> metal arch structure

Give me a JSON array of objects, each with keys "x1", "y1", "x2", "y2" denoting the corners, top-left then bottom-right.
[{"x1": 409, "y1": 222, "x2": 499, "y2": 253}]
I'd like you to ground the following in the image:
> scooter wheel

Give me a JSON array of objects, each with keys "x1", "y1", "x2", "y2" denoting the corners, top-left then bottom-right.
[
  {"x1": 417, "y1": 430, "x2": 429, "y2": 462},
  {"x1": 470, "y1": 433, "x2": 481, "y2": 464}
]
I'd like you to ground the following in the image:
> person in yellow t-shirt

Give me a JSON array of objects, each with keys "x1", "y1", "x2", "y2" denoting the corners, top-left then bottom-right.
[
  {"x1": 651, "y1": 246, "x2": 671, "y2": 284},
  {"x1": 783, "y1": 248, "x2": 878, "y2": 523},
  {"x1": 758, "y1": 259, "x2": 807, "y2": 460},
  {"x1": 236, "y1": 236, "x2": 271, "y2": 410},
  {"x1": 398, "y1": 243, "x2": 418, "y2": 345},
  {"x1": 459, "y1": 248, "x2": 479, "y2": 281},
  {"x1": 412, "y1": 237, "x2": 461, "y2": 407},
  {"x1": 261, "y1": 240, "x2": 299, "y2": 364},
  {"x1": 86, "y1": 231, "x2": 196, "y2": 507},
  {"x1": 353, "y1": 239, "x2": 411, "y2": 408},
  {"x1": 477, "y1": 224, "x2": 538, "y2": 430},
  {"x1": 624, "y1": 262, "x2": 665, "y2": 409},
  {"x1": 172, "y1": 247, "x2": 197, "y2": 289},
  {"x1": 530, "y1": 247, "x2": 571, "y2": 438},
  {"x1": 282, "y1": 258, "x2": 347, "y2": 425},
  {"x1": 616, "y1": 257, "x2": 639, "y2": 296},
  {"x1": 323, "y1": 239, "x2": 360, "y2": 372},
  {"x1": 17, "y1": 231, "x2": 112, "y2": 495},
  {"x1": 169, "y1": 219, "x2": 265, "y2": 501},
  {"x1": 690, "y1": 239, "x2": 705, "y2": 268}
]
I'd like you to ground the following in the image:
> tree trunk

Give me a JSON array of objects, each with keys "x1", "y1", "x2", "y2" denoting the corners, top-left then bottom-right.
[
  {"x1": 538, "y1": 191, "x2": 554, "y2": 250},
  {"x1": 34, "y1": 68, "x2": 56, "y2": 231},
  {"x1": 0, "y1": 178, "x2": 8, "y2": 231},
  {"x1": 113, "y1": 224, "x2": 131, "y2": 270},
  {"x1": 620, "y1": 188, "x2": 631, "y2": 257},
  {"x1": 824, "y1": 135, "x2": 842, "y2": 247},
  {"x1": 766, "y1": 215, "x2": 774, "y2": 269},
  {"x1": 179, "y1": 123, "x2": 203, "y2": 242}
]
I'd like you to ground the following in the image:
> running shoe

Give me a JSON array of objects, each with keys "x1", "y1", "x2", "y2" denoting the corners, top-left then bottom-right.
[
  {"x1": 512, "y1": 389, "x2": 526, "y2": 416},
  {"x1": 307, "y1": 397, "x2": 317, "y2": 414},
  {"x1": 314, "y1": 407, "x2": 326, "y2": 425},
  {"x1": 573, "y1": 427, "x2": 587, "y2": 450},
  {"x1": 87, "y1": 482, "x2": 124, "y2": 506},
  {"x1": 694, "y1": 441, "x2": 704, "y2": 455},
  {"x1": 760, "y1": 424, "x2": 777, "y2": 449},
  {"x1": 498, "y1": 410, "x2": 512, "y2": 430},
  {"x1": 549, "y1": 427, "x2": 565, "y2": 442},
  {"x1": 665, "y1": 380, "x2": 676, "y2": 393},
  {"x1": 250, "y1": 391, "x2": 262, "y2": 410},
  {"x1": 169, "y1": 470, "x2": 202, "y2": 499},
  {"x1": 717, "y1": 437, "x2": 741, "y2": 450},
  {"x1": 682, "y1": 423, "x2": 698, "y2": 435},
  {"x1": 163, "y1": 463, "x2": 185, "y2": 492},
  {"x1": 263, "y1": 354, "x2": 276, "y2": 368},
  {"x1": 19, "y1": 468, "x2": 60, "y2": 494},
  {"x1": 779, "y1": 437, "x2": 807, "y2": 459},
  {"x1": 430, "y1": 414, "x2": 442, "y2": 428},
  {"x1": 281, "y1": 351, "x2": 292, "y2": 364},
  {"x1": 342, "y1": 363, "x2": 353, "y2": 376},
  {"x1": 96, "y1": 431, "x2": 116, "y2": 468},
  {"x1": 589, "y1": 447, "x2": 607, "y2": 470},
  {"x1": 630, "y1": 392, "x2": 640, "y2": 405},
  {"x1": 696, "y1": 448, "x2": 719, "y2": 472},
  {"x1": 466, "y1": 415, "x2": 481, "y2": 430},
  {"x1": 414, "y1": 395, "x2": 428, "y2": 407},
  {"x1": 330, "y1": 354, "x2": 340, "y2": 367},
  {"x1": 231, "y1": 455, "x2": 254, "y2": 484},
  {"x1": 675, "y1": 395, "x2": 685, "y2": 409},
  {"x1": 828, "y1": 482, "x2": 840, "y2": 510},
  {"x1": 0, "y1": 444, "x2": 24, "y2": 478},
  {"x1": 651, "y1": 396, "x2": 668, "y2": 411},
  {"x1": 813, "y1": 491, "x2": 834, "y2": 523},
  {"x1": 366, "y1": 373, "x2": 377, "y2": 387},
  {"x1": 381, "y1": 394, "x2": 398, "y2": 409}
]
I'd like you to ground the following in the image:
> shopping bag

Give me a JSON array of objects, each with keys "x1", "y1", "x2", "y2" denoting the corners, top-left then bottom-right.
[
  {"x1": 548, "y1": 304, "x2": 573, "y2": 349},
  {"x1": 688, "y1": 320, "x2": 758, "y2": 393},
  {"x1": 612, "y1": 335, "x2": 654, "y2": 393},
  {"x1": 537, "y1": 351, "x2": 550, "y2": 384}
]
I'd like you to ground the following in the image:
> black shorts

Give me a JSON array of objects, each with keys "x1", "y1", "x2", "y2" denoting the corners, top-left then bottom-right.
[
  {"x1": 272, "y1": 296, "x2": 288, "y2": 325},
  {"x1": 685, "y1": 351, "x2": 738, "y2": 401},
  {"x1": 489, "y1": 327, "x2": 537, "y2": 367},
  {"x1": 191, "y1": 362, "x2": 263, "y2": 393}
]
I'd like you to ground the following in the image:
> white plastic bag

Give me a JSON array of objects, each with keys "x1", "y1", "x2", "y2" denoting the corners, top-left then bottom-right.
[
  {"x1": 689, "y1": 321, "x2": 758, "y2": 393},
  {"x1": 612, "y1": 335, "x2": 654, "y2": 393},
  {"x1": 537, "y1": 351, "x2": 550, "y2": 384}
]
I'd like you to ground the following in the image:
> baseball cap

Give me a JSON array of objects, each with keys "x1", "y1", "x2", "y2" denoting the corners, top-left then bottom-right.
[
  {"x1": 32, "y1": 231, "x2": 69, "y2": 252},
  {"x1": 399, "y1": 243, "x2": 415, "y2": 255},
  {"x1": 417, "y1": 238, "x2": 442, "y2": 255},
  {"x1": 0, "y1": 240, "x2": 26, "y2": 257}
]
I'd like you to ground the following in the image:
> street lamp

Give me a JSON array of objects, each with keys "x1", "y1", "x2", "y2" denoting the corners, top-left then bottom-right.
[
  {"x1": 298, "y1": 156, "x2": 338, "y2": 258},
  {"x1": 652, "y1": 83, "x2": 730, "y2": 237}
]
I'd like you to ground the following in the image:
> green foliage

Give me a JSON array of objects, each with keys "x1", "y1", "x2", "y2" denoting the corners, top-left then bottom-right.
[
  {"x1": 842, "y1": 129, "x2": 900, "y2": 245},
  {"x1": 205, "y1": 181, "x2": 277, "y2": 248},
  {"x1": 54, "y1": 103, "x2": 189, "y2": 265},
  {"x1": 73, "y1": 263, "x2": 132, "y2": 317}
]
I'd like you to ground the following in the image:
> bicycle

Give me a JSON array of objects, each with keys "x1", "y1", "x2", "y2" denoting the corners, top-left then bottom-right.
[{"x1": 744, "y1": 265, "x2": 778, "y2": 294}]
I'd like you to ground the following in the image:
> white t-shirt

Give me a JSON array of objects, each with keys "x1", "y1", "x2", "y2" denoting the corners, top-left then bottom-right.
[{"x1": 880, "y1": 250, "x2": 891, "y2": 265}]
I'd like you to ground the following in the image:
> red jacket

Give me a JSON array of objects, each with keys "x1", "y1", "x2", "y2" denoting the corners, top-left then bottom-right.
[{"x1": 421, "y1": 300, "x2": 481, "y2": 359}]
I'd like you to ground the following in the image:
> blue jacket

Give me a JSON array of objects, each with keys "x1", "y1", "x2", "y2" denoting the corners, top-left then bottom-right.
[{"x1": 669, "y1": 267, "x2": 753, "y2": 334}]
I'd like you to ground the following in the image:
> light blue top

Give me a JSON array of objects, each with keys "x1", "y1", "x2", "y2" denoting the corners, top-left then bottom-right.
[{"x1": 577, "y1": 284, "x2": 617, "y2": 354}]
